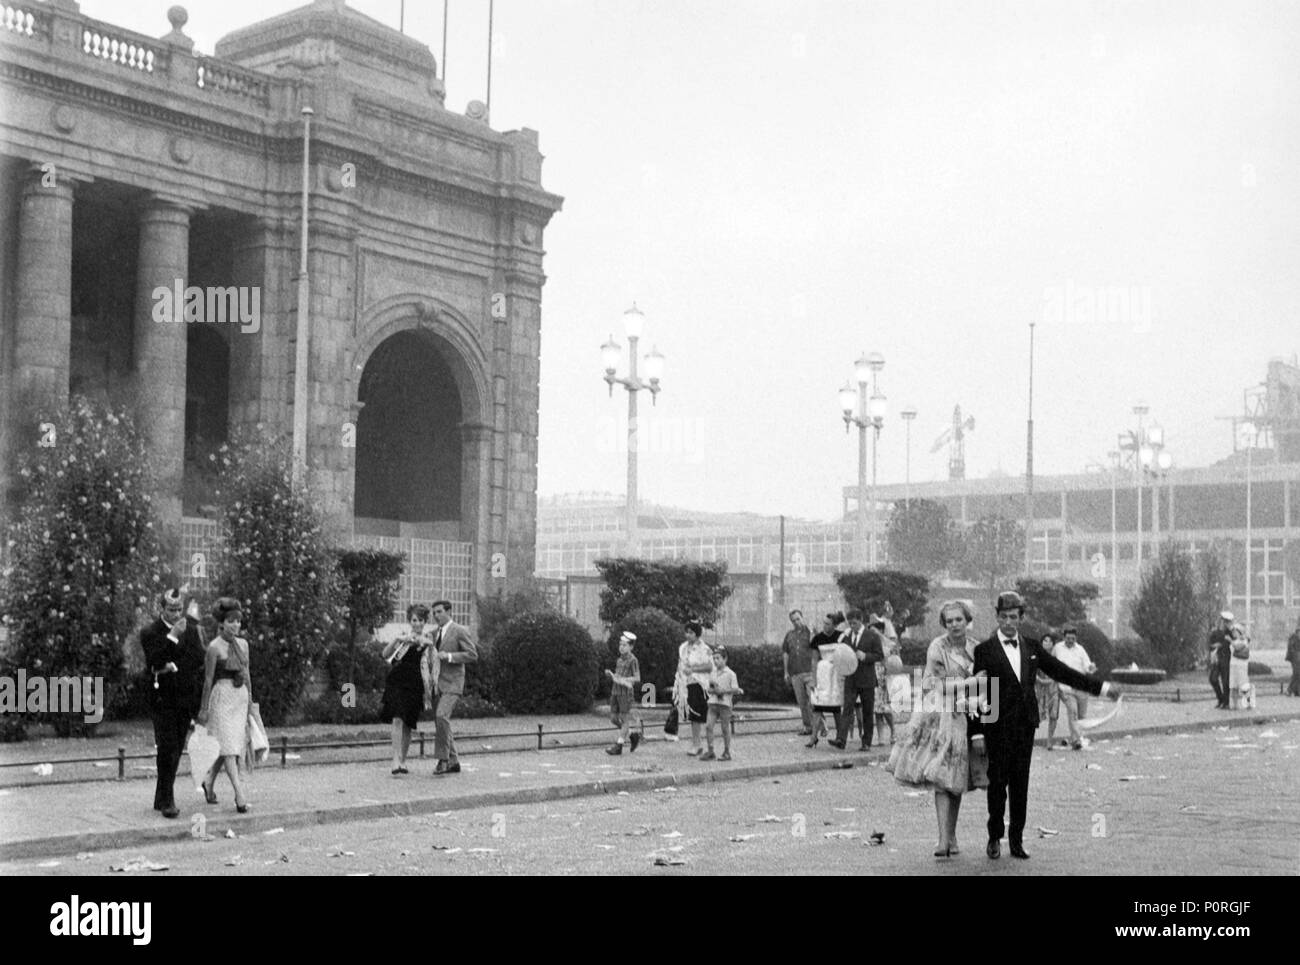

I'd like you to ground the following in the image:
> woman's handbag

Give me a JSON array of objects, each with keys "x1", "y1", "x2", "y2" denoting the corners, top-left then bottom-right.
[
  {"x1": 663, "y1": 704, "x2": 680, "y2": 736},
  {"x1": 247, "y1": 702, "x2": 269, "y2": 766},
  {"x1": 967, "y1": 734, "x2": 990, "y2": 790}
]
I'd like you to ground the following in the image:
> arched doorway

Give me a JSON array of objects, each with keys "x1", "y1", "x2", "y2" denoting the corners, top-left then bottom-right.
[{"x1": 354, "y1": 329, "x2": 463, "y2": 531}]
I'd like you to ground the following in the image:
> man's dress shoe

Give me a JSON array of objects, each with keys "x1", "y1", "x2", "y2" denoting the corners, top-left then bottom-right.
[
  {"x1": 986, "y1": 839, "x2": 1001, "y2": 859},
  {"x1": 1009, "y1": 842, "x2": 1030, "y2": 859}
]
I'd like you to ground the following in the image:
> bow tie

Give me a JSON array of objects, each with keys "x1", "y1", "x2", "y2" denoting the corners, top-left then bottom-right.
[{"x1": 1004, "y1": 637, "x2": 1019, "y2": 649}]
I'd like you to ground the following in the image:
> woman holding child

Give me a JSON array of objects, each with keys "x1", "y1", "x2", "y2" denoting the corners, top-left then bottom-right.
[
  {"x1": 887, "y1": 599, "x2": 986, "y2": 858},
  {"x1": 674, "y1": 621, "x2": 714, "y2": 756}
]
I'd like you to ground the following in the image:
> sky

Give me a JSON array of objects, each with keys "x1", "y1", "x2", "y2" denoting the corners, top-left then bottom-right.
[{"x1": 84, "y1": 0, "x2": 1300, "y2": 521}]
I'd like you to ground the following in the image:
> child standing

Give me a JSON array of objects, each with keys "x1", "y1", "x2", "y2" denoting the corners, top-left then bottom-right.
[
  {"x1": 701, "y1": 646, "x2": 743, "y2": 761},
  {"x1": 605, "y1": 631, "x2": 642, "y2": 755}
]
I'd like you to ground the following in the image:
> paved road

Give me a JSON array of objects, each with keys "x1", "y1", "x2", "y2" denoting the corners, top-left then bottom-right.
[{"x1": 6, "y1": 719, "x2": 1295, "y2": 876}]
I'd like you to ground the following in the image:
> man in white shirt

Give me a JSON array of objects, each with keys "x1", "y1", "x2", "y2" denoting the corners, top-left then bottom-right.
[{"x1": 1053, "y1": 625, "x2": 1095, "y2": 750}]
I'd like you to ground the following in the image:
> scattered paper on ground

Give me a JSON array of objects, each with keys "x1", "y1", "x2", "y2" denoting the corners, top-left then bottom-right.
[
  {"x1": 263, "y1": 827, "x2": 285, "y2": 835},
  {"x1": 1038, "y1": 827, "x2": 1060, "y2": 837},
  {"x1": 32, "y1": 763, "x2": 53, "y2": 777},
  {"x1": 824, "y1": 830, "x2": 860, "y2": 839},
  {"x1": 108, "y1": 856, "x2": 169, "y2": 873}
]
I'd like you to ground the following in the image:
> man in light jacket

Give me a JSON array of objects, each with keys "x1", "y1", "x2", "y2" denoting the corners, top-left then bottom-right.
[{"x1": 423, "y1": 599, "x2": 478, "y2": 775}]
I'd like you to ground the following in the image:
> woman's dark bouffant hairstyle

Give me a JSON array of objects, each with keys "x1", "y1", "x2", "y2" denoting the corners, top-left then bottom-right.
[
  {"x1": 212, "y1": 597, "x2": 243, "y2": 625},
  {"x1": 685, "y1": 619, "x2": 704, "y2": 638},
  {"x1": 407, "y1": 603, "x2": 431, "y2": 621}
]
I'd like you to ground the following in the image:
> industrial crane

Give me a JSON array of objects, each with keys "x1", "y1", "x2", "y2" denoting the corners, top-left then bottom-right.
[{"x1": 930, "y1": 405, "x2": 976, "y2": 480}]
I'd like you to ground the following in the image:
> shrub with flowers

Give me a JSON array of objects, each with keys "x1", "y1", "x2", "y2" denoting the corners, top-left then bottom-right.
[
  {"x1": 210, "y1": 433, "x2": 340, "y2": 725},
  {"x1": 0, "y1": 397, "x2": 171, "y2": 737}
]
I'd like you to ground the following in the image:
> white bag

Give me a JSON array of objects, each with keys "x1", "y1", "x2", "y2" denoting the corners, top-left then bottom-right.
[{"x1": 187, "y1": 725, "x2": 221, "y2": 791}]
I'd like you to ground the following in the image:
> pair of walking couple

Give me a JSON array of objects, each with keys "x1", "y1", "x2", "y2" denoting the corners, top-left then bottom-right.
[{"x1": 887, "y1": 592, "x2": 1121, "y2": 859}]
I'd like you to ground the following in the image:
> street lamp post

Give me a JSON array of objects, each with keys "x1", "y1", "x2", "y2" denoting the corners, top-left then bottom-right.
[
  {"x1": 1131, "y1": 403, "x2": 1149, "y2": 574},
  {"x1": 601, "y1": 304, "x2": 664, "y2": 557},
  {"x1": 1243, "y1": 419, "x2": 1257, "y2": 634},
  {"x1": 1109, "y1": 449, "x2": 1120, "y2": 637},
  {"x1": 840, "y1": 352, "x2": 886, "y2": 567}
]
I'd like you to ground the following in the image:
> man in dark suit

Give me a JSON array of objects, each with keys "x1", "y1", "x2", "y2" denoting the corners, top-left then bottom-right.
[
  {"x1": 423, "y1": 599, "x2": 478, "y2": 775},
  {"x1": 829, "y1": 609, "x2": 884, "y2": 751},
  {"x1": 139, "y1": 588, "x2": 206, "y2": 818},
  {"x1": 1208, "y1": 611, "x2": 1233, "y2": 708},
  {"x1": 973, "y1": 591, "x2": 1121, "y2": 860}
]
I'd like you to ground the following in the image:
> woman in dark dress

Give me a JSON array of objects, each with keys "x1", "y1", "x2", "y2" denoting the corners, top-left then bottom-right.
[{"x1": 381, "y1": 604, "x2": 432, "y2": 775}]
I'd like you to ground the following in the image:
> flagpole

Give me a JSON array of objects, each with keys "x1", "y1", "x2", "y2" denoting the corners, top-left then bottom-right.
[
  {"x1": 486, "y1": 0, "x2": 494, "y2": 120},
  {"x1": 442, "y1": 0, "x2": 449, "y2": 84}
]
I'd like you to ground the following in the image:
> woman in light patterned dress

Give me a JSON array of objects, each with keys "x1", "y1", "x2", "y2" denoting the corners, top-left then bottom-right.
[{"x1": 197, "y1": 597, "x2": 252, "y2": 813}]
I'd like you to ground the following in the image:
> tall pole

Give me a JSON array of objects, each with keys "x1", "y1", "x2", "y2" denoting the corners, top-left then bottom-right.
[
  {"x1": 1245, "y1": 434, "x2": 1253, "y2": 633},
  {"x1": 857, "y1": 382, "x2": 868, "y2": 568},
  {"x1": 626, "y1": 333, "x2": 639, "y2": 557},
  {"x1": 870, "y1": 423, "x2": 879, "y2": 568},
  {"x1": 486, "y1": 0, "x2": 494, "y2": 120},
  {"x1": 442, "y1": 0, "x2": 449, "y2": 84},
  {"x1": 1134, "y1": 407, "x2": 1146, "y2": 575},
  {"x1": 1110, "y1": 452, "x2": 1119, "y2": 636},
  {"x1": 779, "y1": 514, "x2": 787, "y2": 612},
  {"x1": 1024, "y1": 321, "x2": 1035, "y2": 575},
  {"x1": 292, "y1": 105, "x2": 313, "y2": 485}
]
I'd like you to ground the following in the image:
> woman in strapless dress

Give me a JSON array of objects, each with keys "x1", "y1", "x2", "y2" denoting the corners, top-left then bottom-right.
[{"x1": 197, "y1": 597, "x2": 253, "y2": 813}]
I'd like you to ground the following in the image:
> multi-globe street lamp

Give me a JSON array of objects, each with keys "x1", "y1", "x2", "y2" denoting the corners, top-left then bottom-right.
[
  {"x1": 601, "y1": 304, "x2": 664, "y2": 556},
  {"x1": 839, "y1": 352, "x2": 886, "y2": 567}
]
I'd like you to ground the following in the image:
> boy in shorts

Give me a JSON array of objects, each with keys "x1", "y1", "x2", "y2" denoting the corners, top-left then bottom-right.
[
  {"x1": 701, "y1": 646, "x2": 743, "y2": 761},
  {"x1": 605, "y1": 631, "x2": 642, "y2": 755}
]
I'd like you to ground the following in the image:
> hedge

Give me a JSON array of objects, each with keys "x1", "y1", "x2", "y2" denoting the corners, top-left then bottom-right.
[
  {"x1": 722, "y1": 644, "x2": 786, "y2": 703},
  {"x1": 493, "y1": 610, "x2": 602, "y2": 714}
]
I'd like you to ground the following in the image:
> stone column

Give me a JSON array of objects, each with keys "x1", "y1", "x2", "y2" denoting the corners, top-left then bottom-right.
[
  {"x1": 12, "y1": 164, "x2": 77, "y2": 410},
  {"x1": 133, "y1": 198, "x2": 192, "y2": 530},
  {"x1": 460, "y1": 422, "x2": 494, "y2": 598}
]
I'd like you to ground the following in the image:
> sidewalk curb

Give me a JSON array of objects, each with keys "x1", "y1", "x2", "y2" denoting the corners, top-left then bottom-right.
[
  {"x1": 0, "y1": 756, "x2": 858, "y2": 861},
  {"x1": 4, "y1": 710, "x2": 1297, "y2": 862}
]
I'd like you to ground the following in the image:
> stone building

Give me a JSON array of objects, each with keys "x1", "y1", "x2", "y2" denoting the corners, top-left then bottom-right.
[{"x1": 0, "y1": 0, "x2": 562, "y2": 618}]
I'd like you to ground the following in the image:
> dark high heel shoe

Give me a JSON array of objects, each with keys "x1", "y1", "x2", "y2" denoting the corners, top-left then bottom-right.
[
  {"x1": 202, "y1": 781, "x2": 218, "y2": 805},
  {"x1": 236, "y1": 803, "x2": 249, "y2": 814},
  {"x1": 934, "y1": 846, "x2": 951, "y2": 858},
  {"x1": 805, "y1": 735, "x2": 819, "y2": 748}
]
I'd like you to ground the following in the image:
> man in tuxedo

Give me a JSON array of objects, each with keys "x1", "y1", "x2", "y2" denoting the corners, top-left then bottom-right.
[
  {"x1": 973, "y1": 591, "x2": 1121, "y2": 860},
  {"x1": 423, "y1": 599, "x2": 478, "y2": 775},
  {"x1": 139, "y1": 588, "x2": 206, "y2": 818},
  {"x1": 829, "y1": 609, "x2": 884, "y2": 751}
]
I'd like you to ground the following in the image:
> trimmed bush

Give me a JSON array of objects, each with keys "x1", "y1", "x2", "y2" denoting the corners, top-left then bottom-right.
[
  {"x1": 723, "y1": 644, "x2": 785, "y2": 703},
  {"x1": 476, "y1": 583, "x2": 553, "y2": 646},
  {"x1": 211, "y1": 435, "x2": 340, "y2": 726},
  {"x1": 297, "y1": 690, "x2": 384, "y2": 725},
  {"x1": 1247, "y1": 661, "x2": 1272, "y2": 677},
  {"x1": 463, "y1": 639, "x2": 496, "y2": 703},
  {"x1": 1112, "y1": 638, "x2": 1155, "y2": 669},
  {"x1": 493, "y1": 610, "x2": 602, "y2": 714},
  {"x1": 1073, "y1": 623, "x2": 1115, "y2": 679},
  {"x1": 608, "y1": 607, "x2": 685, "y2": 702},
  {"x1": 325, "y1": 640, "x2": 390, "y2": 694},
  {"x1": 900, "y1": 637, "x2": 930, "y2": 668},
  {"x1": 595, "y1": 559, "x2": 733, "y2": 627}
]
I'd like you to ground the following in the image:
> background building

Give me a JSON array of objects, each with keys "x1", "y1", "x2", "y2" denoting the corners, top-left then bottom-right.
[
  {"x1": 540, "y1": 361, "x2": 1300, "y2": 645},
  {"x1": 0, "y1": 1, "x2": 562, "y2": 620}
]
